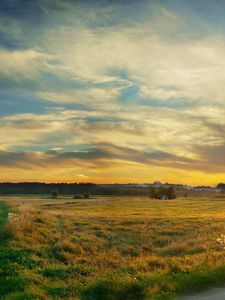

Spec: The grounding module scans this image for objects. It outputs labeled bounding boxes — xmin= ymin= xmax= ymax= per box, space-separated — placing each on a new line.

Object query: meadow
xmin=1 ymin=195 xmax=225 ymax=299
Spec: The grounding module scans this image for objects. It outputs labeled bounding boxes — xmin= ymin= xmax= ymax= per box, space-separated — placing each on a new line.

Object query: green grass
xmin=2 ymin=196 xmax=225 ymax=299
xmin=0 ymin=203 xmax=27 ymax=298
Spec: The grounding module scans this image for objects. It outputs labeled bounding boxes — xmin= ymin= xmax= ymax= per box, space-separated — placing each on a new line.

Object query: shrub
xmin=149 ymin=186 xmax=176 ymax=199
xmin=73 ymin=194 xmax=83 ymax=199
xmin=83 ymin=193 xmax=90 ymax=199
xmin=51 ymin=190 xmax=58 ymax=198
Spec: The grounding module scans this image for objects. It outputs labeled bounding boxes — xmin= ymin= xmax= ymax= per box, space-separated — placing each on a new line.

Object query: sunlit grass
xmin=1 ymin=195 xmax=225 ymax=299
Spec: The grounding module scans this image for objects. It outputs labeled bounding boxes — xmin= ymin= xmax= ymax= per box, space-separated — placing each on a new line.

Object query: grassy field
xmin=1 ymin=195 xmax=225 ymax=299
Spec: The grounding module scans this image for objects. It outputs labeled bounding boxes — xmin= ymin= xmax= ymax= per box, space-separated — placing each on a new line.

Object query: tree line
xmin=0 ymin=182 xmax=176 ymax=198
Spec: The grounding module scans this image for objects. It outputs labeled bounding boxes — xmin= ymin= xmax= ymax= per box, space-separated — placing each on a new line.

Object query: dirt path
xmin=180 ymin=287 xmax=225 ymax=299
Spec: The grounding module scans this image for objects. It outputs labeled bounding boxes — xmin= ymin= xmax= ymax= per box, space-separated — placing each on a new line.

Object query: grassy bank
xmin=1 ymin=196 xmax=225 ymax=299
xmin=0 ymin=202 xmax=30 ymax=299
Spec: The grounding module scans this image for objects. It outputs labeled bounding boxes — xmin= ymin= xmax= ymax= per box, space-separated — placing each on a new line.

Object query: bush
xmin=51 ymin=190 xmax=58 ymax=198
xmin=149 ymin=186 xmax=176 ymax=199
xmin=73 ymin=194 xmax=83 ymax=199
xmin=83 ymin=193 xmax=90 ymax=199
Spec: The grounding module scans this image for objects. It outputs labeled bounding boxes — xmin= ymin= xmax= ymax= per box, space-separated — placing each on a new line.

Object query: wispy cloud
xmin=1 ymin=0 xmax=225 ymax=184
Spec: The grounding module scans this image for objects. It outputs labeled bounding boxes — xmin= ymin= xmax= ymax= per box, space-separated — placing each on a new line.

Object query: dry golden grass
xmin=2 ymin=195 xmax=225 ymax=299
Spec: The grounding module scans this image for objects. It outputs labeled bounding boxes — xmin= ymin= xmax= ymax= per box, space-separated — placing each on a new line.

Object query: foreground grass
xmin=1 ymin=196 xmax=225 ymax=299
xmin=0 ymin=202 xmax=32 ymax=299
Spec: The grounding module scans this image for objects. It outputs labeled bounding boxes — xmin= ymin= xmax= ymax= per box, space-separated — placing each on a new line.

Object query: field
xmin=1 ymin=195 xmax=225 ymax=299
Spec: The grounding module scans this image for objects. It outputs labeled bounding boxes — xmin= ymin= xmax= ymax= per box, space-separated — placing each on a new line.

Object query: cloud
xmin=2 ymin=140 xmax=225 ymax=177
xmin=2 ymin=1 xmax=225 ymax=107
xmin=37 ymin=87 xmax=123 ymax=111
xmin=32 ymin=17 xmax=225 ymax=106
xmin=0 ymin=49 xmax=51 ymax=82
xmin=77 ymin=174 xmax=89 ymax=179
xmin=1 ymin=1 xmax=225 ymax=184
xmin=0 ymin=104 xmax=224 ymax=165
xmin=0 ymin=150 xmax=46 ymax=169
xmin=0 ymin=144 xmax=190 ymax=170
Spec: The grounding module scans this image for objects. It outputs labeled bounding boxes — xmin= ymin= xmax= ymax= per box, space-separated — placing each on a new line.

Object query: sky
xmin=1 ymin=0 xmax=225 ymax=185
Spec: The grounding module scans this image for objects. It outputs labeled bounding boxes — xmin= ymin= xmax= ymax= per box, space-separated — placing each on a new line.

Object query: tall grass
xmin=2 ymin=196 xmax=225 ymax=299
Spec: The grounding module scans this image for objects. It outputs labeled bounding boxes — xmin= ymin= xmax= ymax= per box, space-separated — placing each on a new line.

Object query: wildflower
xmin=216 ymin=235 xmax=225 ymax=249
xmin=8 ymin=212 xmax=20 ymax=224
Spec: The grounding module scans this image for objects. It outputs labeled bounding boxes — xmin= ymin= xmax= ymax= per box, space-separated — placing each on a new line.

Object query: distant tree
xmin=149 ymin=187 xmax=157 ymax=199
xmin=157 ymin=186 xmax=166 ymax=199
xmin=51 ymin=190 xmax=58 ymax=198
xmin=217 ymin=183 xmax=225 ymax=190
xmin=167 ymin=186 xmax=176 ymax=199
xmin=73 ymin=194 xmax=83 ymax=199
xmin=83 ymin=193 xmax=90 ymax=199
xmin=149 ymin=186 xmax=176 ymax=200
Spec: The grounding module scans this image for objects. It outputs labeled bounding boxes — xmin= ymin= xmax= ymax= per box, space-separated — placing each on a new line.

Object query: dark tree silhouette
xmin=51 ymin=190 xmax=58 ymax=198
